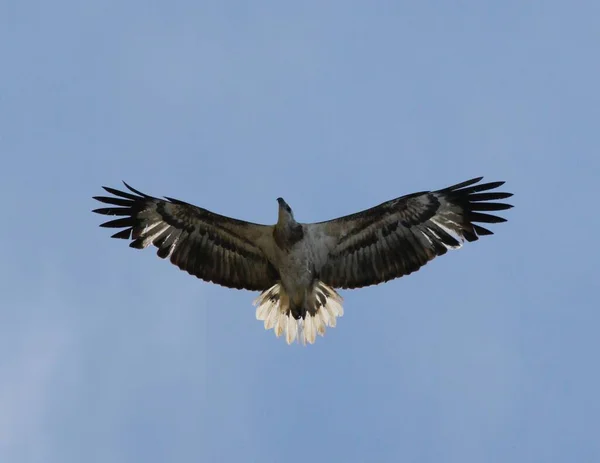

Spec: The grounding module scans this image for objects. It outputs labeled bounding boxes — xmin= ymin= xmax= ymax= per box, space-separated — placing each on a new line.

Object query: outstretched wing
xmin=314 ymin=177 xmax=513 ymax=289
xmin=93 ymin=183 xmax=278 ymax=291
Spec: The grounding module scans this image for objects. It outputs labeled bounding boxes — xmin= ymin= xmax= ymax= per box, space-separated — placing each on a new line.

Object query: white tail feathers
xmin=253 ymin=281 xmax=344 ymax=345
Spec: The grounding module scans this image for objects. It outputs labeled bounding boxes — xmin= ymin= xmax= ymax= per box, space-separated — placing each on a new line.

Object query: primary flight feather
xmin=93 ymin=177 xmax=513 ymax=345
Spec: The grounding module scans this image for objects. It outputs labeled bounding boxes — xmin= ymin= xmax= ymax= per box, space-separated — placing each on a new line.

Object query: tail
xmin=253 ymin=281 xmax=344 ymax=345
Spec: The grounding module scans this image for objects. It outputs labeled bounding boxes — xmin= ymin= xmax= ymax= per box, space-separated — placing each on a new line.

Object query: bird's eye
xmin=286 ymin=206 xmax=292 ymax=213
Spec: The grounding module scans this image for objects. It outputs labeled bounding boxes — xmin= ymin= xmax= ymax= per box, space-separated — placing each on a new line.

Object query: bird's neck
xmin=274 ymin=220 xmax=304 ymax=250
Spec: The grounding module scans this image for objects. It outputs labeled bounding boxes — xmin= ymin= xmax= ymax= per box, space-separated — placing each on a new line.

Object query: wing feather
xmin=314 ymin=177 xmax=513 ymax=289
xmin=93 ymin=183 xmax=278 ymax=291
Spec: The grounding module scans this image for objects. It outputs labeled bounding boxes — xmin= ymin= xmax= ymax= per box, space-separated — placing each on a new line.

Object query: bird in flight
xmin=93 ymin=177 xmax=512 ymax=345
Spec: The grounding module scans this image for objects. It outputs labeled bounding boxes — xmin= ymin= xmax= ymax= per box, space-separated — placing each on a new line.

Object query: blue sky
xmin=2 ymin=1 xmax=599 ymax=462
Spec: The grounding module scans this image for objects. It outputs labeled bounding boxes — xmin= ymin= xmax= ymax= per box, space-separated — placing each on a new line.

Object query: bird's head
xmin=277 ymin=197 xmax=296 ymax=225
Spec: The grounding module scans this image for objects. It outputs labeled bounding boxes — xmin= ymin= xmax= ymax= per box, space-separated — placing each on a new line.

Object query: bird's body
xmin=269 ymin=238 xmax=314 ymax=308
xmin=93 ymin=177 xmax=513 ymax=345
xmin=268 ymin=207 xmax=329 ymax=313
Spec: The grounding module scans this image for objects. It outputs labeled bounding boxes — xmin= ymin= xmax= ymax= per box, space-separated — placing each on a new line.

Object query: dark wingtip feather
xmin=485 ymin=180 xmax=504 ymax=187
xmin=477 ymin=180 xmax=505 ymax=190
xmin=100 ymin=217 xmax=135 ymax=228
xmin=111 ymin=229 xmax=132 ymax=239
xmin=469 ymin=192 xmax=514 ymax=201
xmin=456 ymin=181 xmax=507 ymax=195
xmin=473 ymin=224 xmax=494 ymax=236
xmin=122 ymin=181 xmax=149 ymax=198
xmin=129 ymin=239 xmax=145 ymax=249
xmin=93 ymin=196 xmax=133 ymax=207
xmin=441 ymin=176 xmax=484 ymax=192
xmin=469 ymin=212 xmax=507 ymax=224
xmin=470 ymin=202 xmax=514 ymax=212
xmin=101 ymin=186 xmax=139 ymax=200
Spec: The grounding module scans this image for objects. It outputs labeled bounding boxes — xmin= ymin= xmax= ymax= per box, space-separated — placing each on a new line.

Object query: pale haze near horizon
xmin=1 ymin=2 xmax=599 ymax=462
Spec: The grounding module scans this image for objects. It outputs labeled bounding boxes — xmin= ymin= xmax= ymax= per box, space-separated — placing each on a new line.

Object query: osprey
xmin=93 ymin=177 xmax=512 ymax=345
